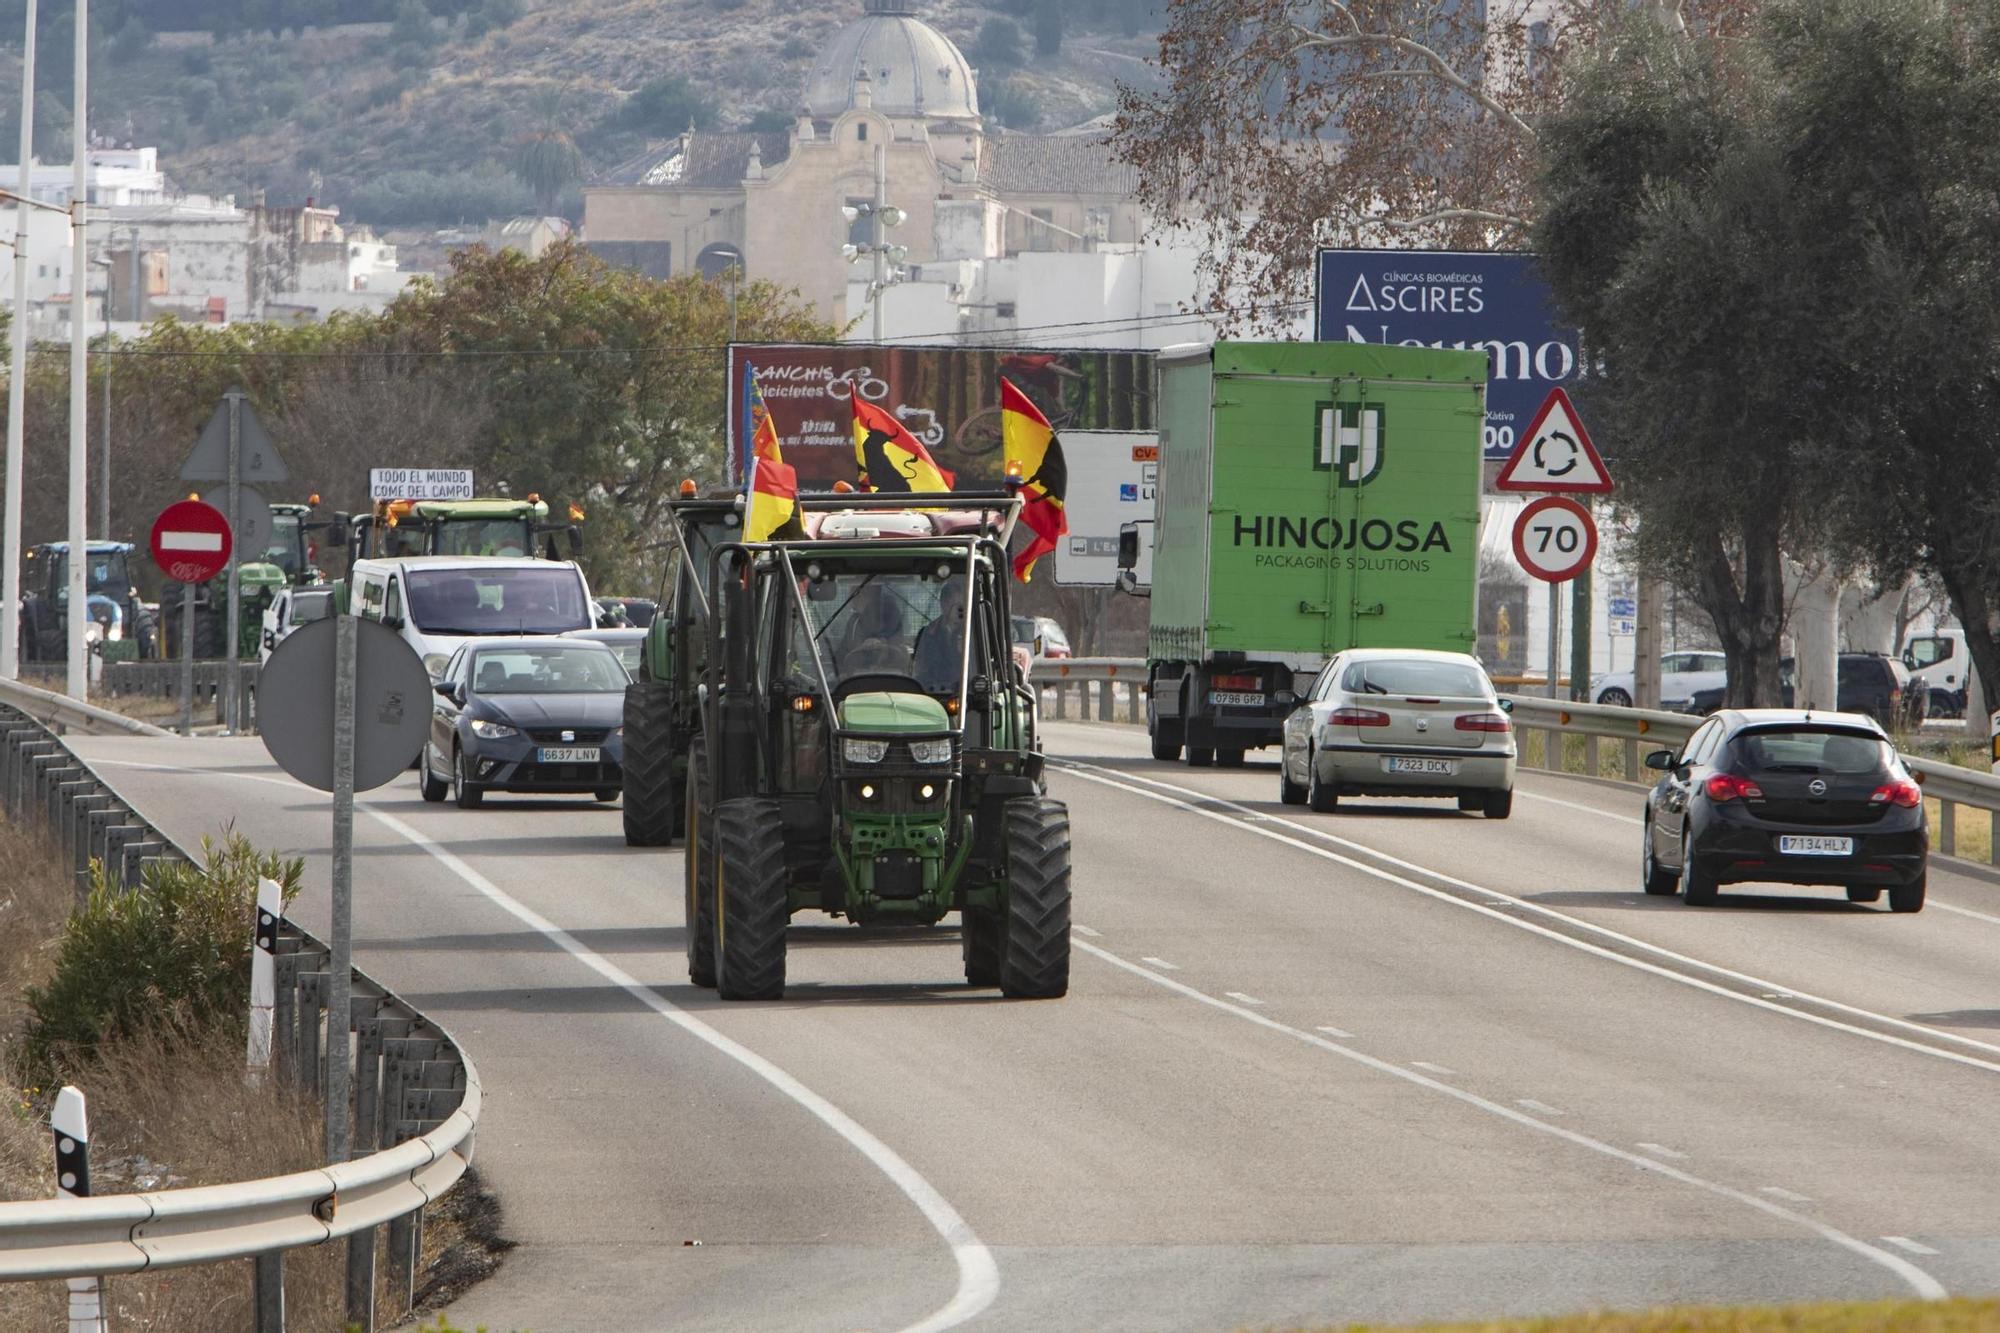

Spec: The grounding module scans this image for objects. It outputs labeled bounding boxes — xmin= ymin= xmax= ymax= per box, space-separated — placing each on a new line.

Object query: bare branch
xmin=1376 ymin=208 xmax=1530 ymax=232
xmin=1289 ymin=23 xmax=1540 ymax=141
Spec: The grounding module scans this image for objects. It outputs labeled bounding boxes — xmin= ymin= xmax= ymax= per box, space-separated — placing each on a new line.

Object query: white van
xmin=350 ymin=556 xmax=595 ymax=678
xmin=1903 ymin=626 xmax=1970 ymax=718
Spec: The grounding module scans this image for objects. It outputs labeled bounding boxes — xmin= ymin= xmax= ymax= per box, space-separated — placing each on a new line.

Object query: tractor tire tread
xmin=622 ymin=681 xmax=679 ymax=847
xmin=715 ymin=796 xmax=789 ymax=1000
xmin=1000 ymin=796 xmax=1071 ymax=999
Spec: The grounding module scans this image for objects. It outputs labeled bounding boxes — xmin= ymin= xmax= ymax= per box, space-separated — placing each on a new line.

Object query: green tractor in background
xmin=347 ymin=496 xmax=582 ymax=567
xmin=679 ymin=494 xmax=1070 ymax=1001
xmin=160 ymin=497 xmax=344 ymax=659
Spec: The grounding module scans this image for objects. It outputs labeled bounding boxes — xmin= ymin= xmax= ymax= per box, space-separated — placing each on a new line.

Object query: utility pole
xmin=3 ymin=0 xmax=38 ymax=680
xmin=92 ymin=254 xmax=108 ymax=539
xmin=65 ymin=0 xmax=89 ymax=700
xmin=871 ymin=142 xmax=887 ymax=344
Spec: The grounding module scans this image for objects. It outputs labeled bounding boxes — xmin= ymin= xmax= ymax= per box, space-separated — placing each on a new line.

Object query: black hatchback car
xmin=1641 ymin=709 xmax=1927 ymax=911
xmin=421 ymin=637 xmax=630 ymax=808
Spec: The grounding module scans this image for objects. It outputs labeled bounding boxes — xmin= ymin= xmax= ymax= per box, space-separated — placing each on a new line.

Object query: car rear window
xmin=1341 ymin=659 xmax=1489 ymax=697
xmin=1733 ymin=728 xmax=1891 ymax=775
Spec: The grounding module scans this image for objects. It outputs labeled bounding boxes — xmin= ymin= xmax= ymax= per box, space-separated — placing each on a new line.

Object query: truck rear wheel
xmin=684 ymin=741 xmax=716 ymax=987
xmin=1186 ymin=746 xmax=1215 ymax=767
xmin=1000 ymin=797 xmax=1071 ymax=999
xmin=714 ymin=796 xmax=789 ymax=1000
xmin=1217 ymin=749 xmax=1246 ymax=768
xmin=621 ymin=681 xmax=679 ymax=847
xmin=1149 ymin=716 xmax=1183 ymax=762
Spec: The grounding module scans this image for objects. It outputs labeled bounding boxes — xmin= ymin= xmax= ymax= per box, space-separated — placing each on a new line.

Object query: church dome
xmin=802 ymin=0 xmax=979 ymax=122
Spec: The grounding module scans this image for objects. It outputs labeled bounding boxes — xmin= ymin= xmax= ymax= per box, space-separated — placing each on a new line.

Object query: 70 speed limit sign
xmin=1510 ymin=495 xmax=1598 ymax=583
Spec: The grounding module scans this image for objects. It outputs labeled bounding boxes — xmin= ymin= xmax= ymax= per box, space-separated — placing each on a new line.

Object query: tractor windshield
xmin=434 ymin=517 xmax=535 ymax=558
xmin=263 ymin=513 xmax=306 ymax=580
xmin=790 ymin=564 xmax=976 ymax=696
xmin=51 ymin=550 xmax=133 ymax=601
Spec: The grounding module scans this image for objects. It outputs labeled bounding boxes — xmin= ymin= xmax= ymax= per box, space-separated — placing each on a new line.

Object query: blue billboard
xmin=1314 ymin=249 xmax=1581 ymax=460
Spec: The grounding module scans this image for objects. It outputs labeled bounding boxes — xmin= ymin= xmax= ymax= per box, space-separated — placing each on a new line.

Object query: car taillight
xmin=1212 ymin=673 xmax=1260 ymax=691
xmin=1870 ymin=779 xmax=1922 ymax=808
xmin=1705 ymin=773 xmax=1764 ymax=802
xmin=1328 ymin=707 xmax=1391 ymax=727
xmin=1455 ymin=713 xmax=1511 ymax=733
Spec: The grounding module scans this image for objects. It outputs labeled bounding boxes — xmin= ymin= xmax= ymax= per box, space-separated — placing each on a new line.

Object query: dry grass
xmin=1299 ymin=1297 xmax=2000 ymax=1332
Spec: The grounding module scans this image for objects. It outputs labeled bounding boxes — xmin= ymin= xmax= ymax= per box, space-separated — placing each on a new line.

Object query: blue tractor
xmin=20 ymin=541 xmax=160 ymax=662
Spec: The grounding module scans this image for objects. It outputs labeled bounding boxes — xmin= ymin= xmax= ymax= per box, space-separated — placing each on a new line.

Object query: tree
xmin=973 ymin=17 xmax=1026 ymax=71
xmin=1034 ymin=0 xmax=1063 ymax=57
xmin=514 ymin=89 xmax=584 ymax=216
xmin=1111 ymin=1 xmax=1756 ymax=328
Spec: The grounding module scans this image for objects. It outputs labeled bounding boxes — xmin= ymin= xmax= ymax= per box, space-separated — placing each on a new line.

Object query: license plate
xmin=1778 ymin=835 xmax=1852 ymax=856
xmin=1383 ymin=756 xmax=1457 ymax=776
xmin=537 ymin=747 xmax=601 ymax=764
xmin=1209 ymin=691 xmax=1265 ymax=707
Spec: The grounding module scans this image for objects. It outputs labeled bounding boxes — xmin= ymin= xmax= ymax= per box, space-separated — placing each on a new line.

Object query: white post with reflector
xmin=247 ymin=876 xmax=281 ymax=1084
xmin=52 ymin=1086 xmax=108 ymax=1333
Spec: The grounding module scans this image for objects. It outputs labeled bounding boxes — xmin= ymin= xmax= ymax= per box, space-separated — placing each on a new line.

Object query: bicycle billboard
xmin=725 ymin=343 xmax=1157 ymax=491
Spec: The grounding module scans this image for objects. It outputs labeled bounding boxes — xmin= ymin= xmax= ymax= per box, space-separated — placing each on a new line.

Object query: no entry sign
xmin=1510 ymin=495 xmax=1598 ymax=583
xmin=150 ymin=499 xmax=233 ymax=583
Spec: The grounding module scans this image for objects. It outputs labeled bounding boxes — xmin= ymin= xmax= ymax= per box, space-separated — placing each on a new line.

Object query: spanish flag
xmin=853 ymin=398 xmax=955 ymax=494
xmin=744 ymin=367 xmax=805 ymax=542
xmin=1000 ymin=377 xmax=1068 ymax=581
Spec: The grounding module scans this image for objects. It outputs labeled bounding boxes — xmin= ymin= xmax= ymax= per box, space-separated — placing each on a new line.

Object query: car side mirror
xmin=1496 ymin=698 xmax=1514 ymax=714
xmin=326 ymin=519 xmax=350 ymax=548
xmin=1644 ymin=748 xmax=1677 ymax=771
xmin=381 ymin=613 xmax=405 ymax=630
xmin=433 ymin=681 xmax=455 ymax=698
xmin=1116 ymin=526 xmax=1138 ymax=571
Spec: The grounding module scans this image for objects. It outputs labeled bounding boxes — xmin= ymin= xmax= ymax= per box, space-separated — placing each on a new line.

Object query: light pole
xmin=65 ymin=0 xmax=89 ymax=700
xmin=89 ymin=255 xmax=108 ymax=540
xmin=3 ymin=0 xmax=39 ymax=680
xmin=839 ymin=143 xmax=906 ymax=343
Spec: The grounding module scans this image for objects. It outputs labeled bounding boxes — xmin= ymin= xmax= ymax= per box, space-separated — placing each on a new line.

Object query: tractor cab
xmin=20 ymin=541 xmax=158 ymax=662
xmin=349 ymin=496 xmax=583 ymax=568
xmin=265 ymin=499 xmax=347 ymax=586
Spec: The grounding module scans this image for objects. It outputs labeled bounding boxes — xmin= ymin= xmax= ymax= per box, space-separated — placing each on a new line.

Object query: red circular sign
xmin=150 ymin=499 xmax=234 ymax=584
xmin=1510 ymin=495 xmax=1598 ymax=583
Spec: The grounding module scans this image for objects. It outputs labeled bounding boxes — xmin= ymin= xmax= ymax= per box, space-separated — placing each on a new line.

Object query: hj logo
xmin=1314 ymin=403 xmax=1385 ymax=486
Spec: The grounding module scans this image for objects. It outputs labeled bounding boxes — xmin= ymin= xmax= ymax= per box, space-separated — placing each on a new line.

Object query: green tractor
xmin=348 ymin=496 xmax=582 ymax=568
xmin=159 ymin=498 xmax=344 ymax=659
xmin=679 ymin=494 xmax=1071 ymax=1001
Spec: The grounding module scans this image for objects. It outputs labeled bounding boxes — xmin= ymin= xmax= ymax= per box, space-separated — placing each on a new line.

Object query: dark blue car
xmin=421 ymin=637 xmax=630 ymax=808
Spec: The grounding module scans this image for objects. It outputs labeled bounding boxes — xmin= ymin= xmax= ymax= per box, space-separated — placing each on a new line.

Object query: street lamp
xmin=839 ymin=145 xmax=906 ymax=343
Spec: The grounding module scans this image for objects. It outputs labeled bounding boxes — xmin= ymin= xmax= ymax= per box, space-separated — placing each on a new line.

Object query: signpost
xmin=369 ymin=468 xmax=474 ymax=501
xmin=1498 ymin=387 xmax=1613 ymax=698
xmin=1054 ymin=432 xmax=1157 ymax=586
xmin=150 ymin=499 xmax=232 ymax=735
xmin=181 ymin=390 xmax=288 ymax=732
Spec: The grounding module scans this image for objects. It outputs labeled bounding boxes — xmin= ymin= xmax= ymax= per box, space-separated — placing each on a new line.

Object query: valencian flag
xmin=743 ymin=367 xmax=805 ymax=541
xmin=852 ymin=398 xmax=955 ymax=494
xmin=1000 ymin=377 xmax=1068 ymax=581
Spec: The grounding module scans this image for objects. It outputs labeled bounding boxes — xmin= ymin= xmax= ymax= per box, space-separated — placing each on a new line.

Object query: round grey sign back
xmin=259 ymin=616 xmax=431 ymax=792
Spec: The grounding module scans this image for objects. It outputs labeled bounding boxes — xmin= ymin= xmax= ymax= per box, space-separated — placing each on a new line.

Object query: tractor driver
xmin=913 ymin=577 xmax=976 ymax=693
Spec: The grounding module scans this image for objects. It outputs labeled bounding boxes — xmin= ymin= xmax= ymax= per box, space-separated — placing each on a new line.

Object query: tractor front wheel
xmin=962 ymin=908 xmax=1003 ymax=987
xmin=622 ymin=681 xmax=679 ymax=847
xmin=714 ymin=797 xmax=789 ymax=1000
xmin=1000 ymin=796 xmax=1071 ymax=999
xmin=684 ymin=741 xmax=716 ymax=988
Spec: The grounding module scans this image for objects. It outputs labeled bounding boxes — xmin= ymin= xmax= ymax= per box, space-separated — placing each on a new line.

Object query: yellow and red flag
xmin=1000 ymin=377 xmax=1068 ymax=581
xmin=853 ymin=398 xmax=955 ymax=494
xmin=743 ymin=367 xmax=804 ymax=541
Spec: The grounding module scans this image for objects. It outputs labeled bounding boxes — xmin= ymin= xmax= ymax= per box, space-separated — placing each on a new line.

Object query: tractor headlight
xmin=471 ymin=719 xmax=518 ymax=739
xmin=908 ymin=739 xmax=952 ymax=764
xmin=842 ymin=738 xmax=888 ymax=764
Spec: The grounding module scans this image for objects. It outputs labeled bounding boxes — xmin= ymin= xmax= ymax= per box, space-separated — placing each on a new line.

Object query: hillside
xmin=0 ymin=0 xmax=1165 ymax=230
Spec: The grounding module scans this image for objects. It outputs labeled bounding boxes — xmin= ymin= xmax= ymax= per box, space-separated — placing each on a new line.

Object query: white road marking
xmin=1761 ymin=1186 xmax=1814 ymax=1204
xmin=1139 ymin=956 xmax=1179 ymax=970
xmin=1223 ymin=991 xmax=1265 ymax=1006
xmin=1637 ymin=1143 xmax=1687 ymax=1160
xmin=1071 ymin=937 xmax=1946 ymax=1301
xmin=90 ymin=757 xmax=997 ymax=1333
xmin=1933 ymin=901 xmax=2000 ymax=928
xmin=1515 ymin=1099 xmax=1565 ymax=1116
xmin=1883 ymin=1236 xmax=1941 ymax=1256
xmin=1410 ymin=1061 xmax=1456 ymax=1076
xmin=1072 ymin=924 xmax=1102 ymax=938
xmin=1053 ymin=760 xmax=2000 ymax=1075
xmin=1315 ymin=1025 xmax=1355 ymax=1039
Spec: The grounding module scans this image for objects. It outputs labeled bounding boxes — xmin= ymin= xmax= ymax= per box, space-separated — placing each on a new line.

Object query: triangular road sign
xmin=180 ymin=392 xmax=290 ymax=484
xmin=1494 ymin=387 xmax=1611 ymax=494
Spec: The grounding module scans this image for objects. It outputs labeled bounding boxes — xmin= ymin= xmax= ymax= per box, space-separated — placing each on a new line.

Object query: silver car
xmin=1279 ymin=649 xmax=1517 ymax=817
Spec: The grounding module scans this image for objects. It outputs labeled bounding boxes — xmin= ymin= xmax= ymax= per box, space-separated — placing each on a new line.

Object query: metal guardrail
xmin=1031 ymin=657 xmax=1147 ymax=724
xmin=0 ymin=709 xmax=478 ymax=1328
xmin=101 ymin=660 xmax=261 ymax=734
xmin=0 ymin=676 xmax=175 ymax=739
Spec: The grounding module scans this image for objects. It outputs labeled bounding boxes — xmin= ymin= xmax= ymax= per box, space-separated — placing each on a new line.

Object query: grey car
xmin=1279 ymin=649 xmax=1517 ymax=817
xmin=421 ymin=637 xmax=630 ymax=808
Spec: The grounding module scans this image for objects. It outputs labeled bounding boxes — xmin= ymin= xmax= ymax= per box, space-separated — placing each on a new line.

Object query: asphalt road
xmin=68 ymin=720 xmax=2000 ymax=1332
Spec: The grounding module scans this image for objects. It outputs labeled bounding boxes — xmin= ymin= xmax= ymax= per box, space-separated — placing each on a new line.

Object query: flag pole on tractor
xmin=742 ymin=366 xmax=804 ymax=542
xmin=1000 ymin=377 xmax=1068 ymax=582
xmin=852 ymin=398 xmax=953 ymax=494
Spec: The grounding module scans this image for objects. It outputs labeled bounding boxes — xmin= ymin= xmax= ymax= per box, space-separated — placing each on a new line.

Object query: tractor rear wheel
xmin=192 ymin=608 xmax=223 ymax=660
xmin=684 ymin=740 xmax=716 ymax=988
xmin=1000 ymin=796 xmax=1071 ymax=999
xmin=714 ymin=797 xmax=789 ymax=1000
xmin=622 ymin=681 xmax=679 ymax=847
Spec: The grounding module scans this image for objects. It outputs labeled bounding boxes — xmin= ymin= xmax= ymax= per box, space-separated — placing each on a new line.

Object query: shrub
xmin=972 ymin=17 xmax=1025 ymax=70
xmin=15 ymin=834 xmax=302 ymax=1088
xmin=986 ymin=76 xmax=1040 ymax=129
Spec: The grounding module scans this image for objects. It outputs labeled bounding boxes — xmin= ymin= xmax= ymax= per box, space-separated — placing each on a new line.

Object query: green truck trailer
xmin=1133 ymin=341 xmax=1487 ymax=765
